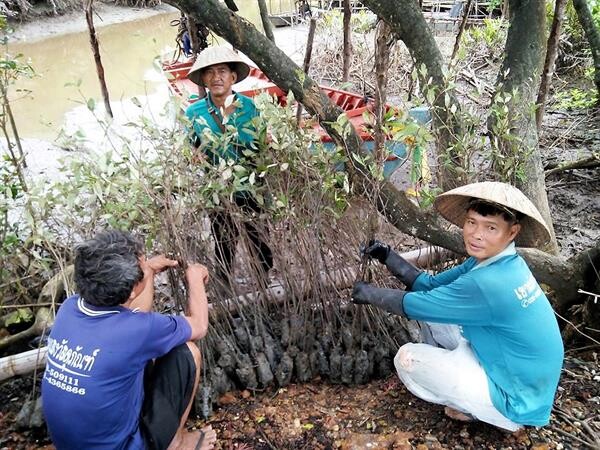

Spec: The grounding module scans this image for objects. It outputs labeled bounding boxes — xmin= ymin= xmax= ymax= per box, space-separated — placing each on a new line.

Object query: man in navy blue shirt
xmin=352 ymin=182 xmax=563 ymax=431
xmin=42 ymin=230 xmax=217 ymax=449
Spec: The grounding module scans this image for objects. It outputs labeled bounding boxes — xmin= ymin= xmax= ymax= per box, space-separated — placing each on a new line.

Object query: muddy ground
xmin=542 ymin=110 xmax=600 ymax=259
xmin=1 ymin=351 xmax=599 ymax=449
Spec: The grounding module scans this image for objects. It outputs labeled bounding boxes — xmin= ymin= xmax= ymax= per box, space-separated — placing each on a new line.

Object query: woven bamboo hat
xmin=433 ymin=181 xmax=551 ymax=248
xmin=187 ymin=46 xmax=250 ymax=86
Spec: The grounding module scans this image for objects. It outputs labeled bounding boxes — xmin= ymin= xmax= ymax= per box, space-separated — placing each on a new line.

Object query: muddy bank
xmin=7 ymin=3 xmax=178 ymax=43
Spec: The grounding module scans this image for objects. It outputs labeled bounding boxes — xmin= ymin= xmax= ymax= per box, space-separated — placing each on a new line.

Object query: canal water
xmin=7 ymin=0 xmax=296 ymax=140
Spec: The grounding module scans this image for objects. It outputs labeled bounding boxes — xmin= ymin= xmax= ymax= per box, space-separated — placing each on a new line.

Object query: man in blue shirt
xmin=42 ymin=230 xmax=217 ymax=449
xmin=352 ymin=181 xmax=564 ymax=431
xmin=185 ymin=46 xmax=273 ymax=292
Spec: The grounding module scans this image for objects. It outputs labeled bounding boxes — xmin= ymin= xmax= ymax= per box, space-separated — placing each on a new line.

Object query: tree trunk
xmin=536 ymin=0 xmax=567 ymax=131
xmin=296 ymin=18 xmax=318 ymax=123
xmin=257 ymin=0 xmax=275 ymax=43
xmin=374 ymin=20 xmax=391 ymax=157
xmin=361 ymin=0 xmax=466 ymax=190
xmin=0 ymin=85 xmax=28 ymax=191
xmin=342 ymin=0 xmax=352 ymax=82
xmin=0 ymin=308 xmax=52 ymax=351
xmin=451 ymin=0 xmax=473 ymax=61
xmin=489 ymin=0 xmax=557 ymax=254
xmin=502 ymin=0 xmax=510 ymax=19
xmin=572 ymin=0 xmax=600 ymax=104
xmin=84 ymin=0 xmax=113 ymax=119
xmin=186 ymin=16 xmax=201 ymax=55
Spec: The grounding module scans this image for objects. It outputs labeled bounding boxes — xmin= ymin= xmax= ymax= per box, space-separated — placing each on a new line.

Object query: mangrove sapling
xmin=353 ymin=349 xmax=370 ymax=384
xmin=275 ymin=352 xmax=294 ymax=386
xmin=294 ymin=350 xmax=312 ymax=383
xmin=233 ymin=317 xmax=252 ymax=354
xmin=200 ymin=384 xmax=213 ymax=419
xmin=235 ymin=353 xmax=258 ymax=390
xmin=316 ymin=342 xmax=330 ymax=377
xmin=328 ymin=345 xmax=342 ymax=384
xmin=341 ymin=326 xmax=354 ymax=352
xmin=210 ymin=366 xmax=234 ymax=398
xmin=255 ymin=352 xmax=274 ymax=387
xmin=374 ymin=345 xmax=394 ymax=379
xmin=2 ymin=78 xmax=452 ymax=415
xmin=262 ymin=329 xmax=282 ymax=368
xmin=340 ymin=352 xmax=354 ymax=385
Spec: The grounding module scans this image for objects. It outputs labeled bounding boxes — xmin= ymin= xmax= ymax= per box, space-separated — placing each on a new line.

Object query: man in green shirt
xmin=185 ymin=46 xmax=273 ymax=292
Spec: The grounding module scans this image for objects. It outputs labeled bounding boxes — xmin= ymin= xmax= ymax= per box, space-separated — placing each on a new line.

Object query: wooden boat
xmin=161 ymin=59 xmax=430 ymax=178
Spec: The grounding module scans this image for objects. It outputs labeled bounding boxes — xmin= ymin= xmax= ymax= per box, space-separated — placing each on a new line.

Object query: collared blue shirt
xmin=403 ymin=244 xmax=564 ymax=426
xmin=41 ymin=295 xmax=191 ymax=449
xmin=185 ymin=92 xmax=258 ymax=164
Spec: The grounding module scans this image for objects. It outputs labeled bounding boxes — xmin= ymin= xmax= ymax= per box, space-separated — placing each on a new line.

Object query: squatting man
xmin=42 ymin=230 xmax=217 ymax=450
xmin=352 ymin=181 xmax=564 ymax=431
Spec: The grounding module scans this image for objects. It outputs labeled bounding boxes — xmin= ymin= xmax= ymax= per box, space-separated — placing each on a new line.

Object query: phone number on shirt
xmin=44 ymin=367 xmax=86 ymax=395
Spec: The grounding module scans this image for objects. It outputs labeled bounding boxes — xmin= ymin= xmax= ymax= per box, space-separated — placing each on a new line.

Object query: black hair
xmin=74 ymin=230 xmax=144 ymax=306
xmin=466 ymin=199 xmax=524 ymax=224
xmin=202 ymin=63 xmax=237 ymax=75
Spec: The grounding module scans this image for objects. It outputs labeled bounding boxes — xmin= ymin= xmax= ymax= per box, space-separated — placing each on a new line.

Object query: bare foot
xmin=444 ymin=406 xmax=475 ymax=422
xmin=180 ymin=425 xmax=217 ymax=450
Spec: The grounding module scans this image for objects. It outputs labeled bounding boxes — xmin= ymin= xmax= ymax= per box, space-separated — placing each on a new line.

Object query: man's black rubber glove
xmin=363 ymin=240 xmax=423 ymax=290
xmin=351 ymin=281 xmax=407 ymax=317
xmin=363 ymin=240 xmax=390 ymax=264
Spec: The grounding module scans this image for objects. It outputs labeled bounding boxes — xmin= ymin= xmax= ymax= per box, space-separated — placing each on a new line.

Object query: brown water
xmin=7 ymin=1 xmax=294 ymax=140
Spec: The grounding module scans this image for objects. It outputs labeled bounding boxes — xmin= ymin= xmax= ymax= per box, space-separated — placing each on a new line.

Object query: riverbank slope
xmin=7 ymin=2 xmax=178 ymax=43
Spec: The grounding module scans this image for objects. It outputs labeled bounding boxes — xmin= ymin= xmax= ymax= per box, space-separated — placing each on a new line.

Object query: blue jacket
xmin=403 ymin=243 xmax=564 ymax=426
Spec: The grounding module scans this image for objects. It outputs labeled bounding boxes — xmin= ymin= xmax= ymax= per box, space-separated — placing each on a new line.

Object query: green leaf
xmin=4 ymin=308 xmax=33 ymax=326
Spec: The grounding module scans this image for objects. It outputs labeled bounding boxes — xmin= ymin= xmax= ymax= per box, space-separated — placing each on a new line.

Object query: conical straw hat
xmin=433 ymin=181 xmax=551 ymax=248
xmin=187 ymin=46 xmax=250 ymax=87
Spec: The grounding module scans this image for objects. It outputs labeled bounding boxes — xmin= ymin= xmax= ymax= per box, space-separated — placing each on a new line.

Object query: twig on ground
xmin=554 ymin=407 xmax=600 ymax=448
xmin=565 ymin=344 xmax=600 ymax=353
xmin=555 ymin=310 xmax=600 ymax=346
xmin=257 ymin=425 xmax=279 ymax=450
xmin=550 ymin=425 xmax=598 ymax=448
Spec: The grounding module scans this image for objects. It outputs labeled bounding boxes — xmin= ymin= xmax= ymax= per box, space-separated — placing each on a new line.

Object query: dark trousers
xmin=209 ymin=193 xmax=273 ymax=282
xmin=140 ymin=345 xmax=195 ymax=450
